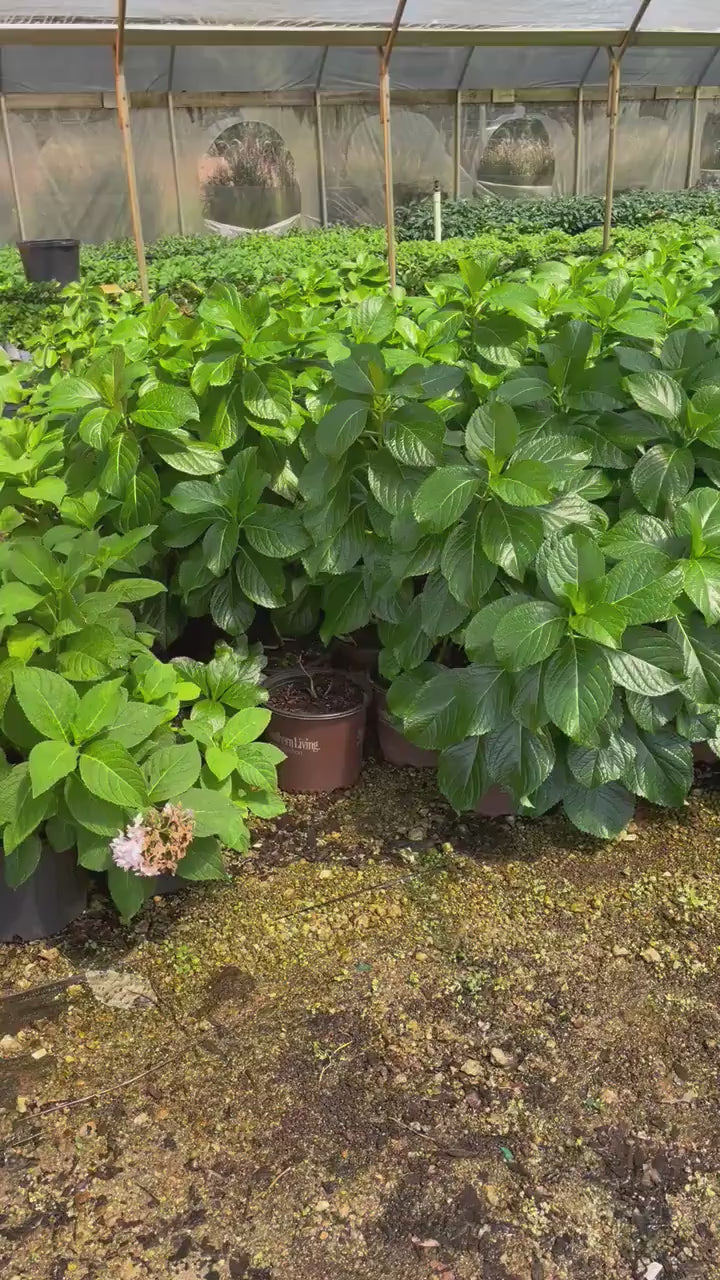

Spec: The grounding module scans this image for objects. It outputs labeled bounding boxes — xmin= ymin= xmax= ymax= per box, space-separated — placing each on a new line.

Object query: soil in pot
xmin=266 ymin=668 xmax=368 ymax=793
xmin=0 ymin=847 xmax=88 ymax=943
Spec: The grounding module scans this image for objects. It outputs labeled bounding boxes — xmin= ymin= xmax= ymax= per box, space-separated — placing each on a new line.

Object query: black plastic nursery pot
xmin=18 ymin=238 xmax=80 ymax=286
xmin=0 ymin=846 xmax=87 ymax=943
xmin=265 ymin=667 xmax=369 ymax=793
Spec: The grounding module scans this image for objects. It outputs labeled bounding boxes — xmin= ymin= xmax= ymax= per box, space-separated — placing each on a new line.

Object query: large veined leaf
xmin=601 ymin=512 xmax=674 ymax=560
xmin=682 ymin=557 xmax=720 ymax=624
xmin=484 ymin=722 xmax=554 ymax=799
xmin=599 ymin=552 xmax=683 ymax=625
xmin=320 ymin=570 xmax=370 ymax=644
xmin=510 ymin=666 xmax=549 ymax=732
xmin=535 ymin=529 xmax=604 ymax=604
xmin=332 ymin=344 xmax=387 ymax=395
xmin=493 ymin=600 xmax=567 ymax=670
xmin=567 ymin=734 xmax=631 ymax=788
xmin=100 ymin=433 xmax=140 ymax=498
xmin=176 ymin=836 xmax=226 ymax=882
xmin=543 ymin=637 xmax=613 ymax=740
xmin=512 ymin=432 xmax=591 ymax=483
xmin=14 ymin=667 xmax=79 ymax=742
xmin=464 ymin=594 xmax=532 ymax=659
xmin=244 ymin=505 xmax=309 ymax=558
xmin=384 ymin=403 xmax=445 ymax=469
xmin=1 ymin=772 xmax=53 ymax=854
xmin=674 ymin=487 xmax=720 ymax=556
xmin=148 ymin=436 xmax=224 ymax=476
xmin=242 ymin=366 xmax=292 ymax=425
xmin=465 ymin=401 xmax=518 ymax=463
xmin=625 ymin=370 xmax=684 ymax=420
xmin=626 ymin=690 xmax=682 ymax=732
xmin=80 ymin=740 xmax=148 ymax=810
xmin=28 ymin=740 xmax=77 ymax=798
xmin=563 ymin=781 xmax=635 ymax=838
xmin=419 ymin=573 xmax=469 ymax=639
xmin=107 ymin=867 xmax=147 ymax=920
xmin=73 ymin=678 xmax=125 ymax=744
xmin=367 ymin=452 xmax=421 ymax=516
xmin=119 ymin=465 xmax=161 ymax=531
xmin=463 ymin=664 xmax=513 ymax=735
xmin=606 ymin=626 xmax=685 ymax=695
xmin=631 ymin=444 xmax=694 ymax=514
xmin=480 ymin=500 xmax=544 ymax=580
xmin=438 ymin=737 xmax=485 ymax=811
xmin=402 ymin=667 xmax=473 ymax=749
xmin=569 ymin=602 xmax=626 ymax=649
xmin=440 ymin=507 xmax=497 ymax=610
xmin=624 ymin=727 xmax=693 ymax=808
xmin=144 ymin=742 xmax=202 ymax=802
xmin=490 ymin=459 xmax=553 ymax=507
xmin=202 ymin=518 xmax=239 ymax=577
xmin=668 ymin=615 xmax=720 ymax=702
xmin=132 ymin=384 xmax=199 ymax=432
xmin=474 ymin=314 xmax=527 ymax=366
xmin=235 ymin=545 xmax=285 ymax=608
xmin=315 ymin=399 xmax=368 ymax=458
xmin=413 ymin=466 xmax=479 ymax=532
xmin=540 ymin=318 xmax=592 ymax=390
xmin=65 ymin=774 xmax=127 ymax=835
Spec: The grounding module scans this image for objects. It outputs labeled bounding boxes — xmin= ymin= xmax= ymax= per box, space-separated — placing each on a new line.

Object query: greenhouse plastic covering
xmin=0 ymin=0 xmax=719 ymax=244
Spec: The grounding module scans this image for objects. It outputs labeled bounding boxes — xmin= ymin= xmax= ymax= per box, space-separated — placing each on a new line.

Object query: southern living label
xmin=270 ymin=732 xmax=320 ymax=754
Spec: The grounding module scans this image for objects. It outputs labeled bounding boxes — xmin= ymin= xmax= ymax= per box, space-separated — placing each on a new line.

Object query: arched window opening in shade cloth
xmin=200 ymin=119 xmax=302 ymax=236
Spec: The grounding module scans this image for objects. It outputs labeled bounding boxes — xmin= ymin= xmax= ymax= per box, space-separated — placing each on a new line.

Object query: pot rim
xmin=265 ymin=666 xmax=371 ymax=723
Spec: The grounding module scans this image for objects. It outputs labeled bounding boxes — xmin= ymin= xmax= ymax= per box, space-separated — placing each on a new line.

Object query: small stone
xmin=645 ymin=1264 xmax=663 ymax=1280
xmin=30 ymin=1048 xmax=48 ymax=1060
xmin=0 ymin=1035 xmax=20 ymax=1054
xmin=484 ymin=1184 xmax=500 ymax=1206
xmin=318 ymin=869 xmax=332 ymax=880
xmin=39 ymin=947 xmax=60 ymax=962
xmin=490 ymin=1046 xmax=514 ymax=1068
xmin=641 ymin=947 xmax=663 ymax=964
xmin=460 ymin=1058 xmax=483 ymax=1077
xmin=16 ymin=1096 xmax=28 ymax=1114
xmin=617 ymin=831 xmax=638 ymax=842
xmin=612 ymin=945 xmax=630 ymax=957
xmin=132 ymin=1111 xmax=150 ymax=1127
xmin=407 ymin=826 xmax=426 ymax=841
xmin=415 ymin=952 xmax=428 ymax=962
xmin=315 ymin=1199 xmax=331 ymax=1213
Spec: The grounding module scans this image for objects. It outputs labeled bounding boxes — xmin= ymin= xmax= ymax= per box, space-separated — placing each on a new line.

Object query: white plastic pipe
xmin=433 ymin=180 xmax=442 ymax=242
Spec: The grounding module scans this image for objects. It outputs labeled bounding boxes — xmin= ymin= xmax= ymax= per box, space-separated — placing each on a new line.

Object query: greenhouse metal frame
xmin=1 ymin=3 xmax=720 ymax=295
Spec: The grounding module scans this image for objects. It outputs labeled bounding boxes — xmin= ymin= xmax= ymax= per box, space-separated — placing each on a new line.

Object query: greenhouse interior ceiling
xmin=1 ymin=1 xmax=720 ymax=244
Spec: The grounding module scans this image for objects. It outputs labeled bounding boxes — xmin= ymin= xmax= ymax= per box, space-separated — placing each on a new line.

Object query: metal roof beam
xmin=1 ymin=23 xmax=719 ymax=49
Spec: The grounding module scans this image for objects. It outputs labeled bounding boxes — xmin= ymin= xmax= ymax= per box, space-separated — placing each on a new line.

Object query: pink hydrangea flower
xmin=110 ymin=816 xmax=147 ymax=874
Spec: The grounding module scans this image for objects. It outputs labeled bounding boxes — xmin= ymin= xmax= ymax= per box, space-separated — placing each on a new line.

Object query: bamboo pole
xmin=379 ymin=52 xmax=396 ymax=287
xmin=314 ymin=90 xmax=328 ymax=228
xmin=602 ymin=52 xmax=620 ymax=252
xmin=453 ymin=90 xmax=462 ymax=199
xmin=167 ymin=47 xmax=186 ymax=234
xmin=115 ymin=0 xmax=150 ymax=302
xmin=0 ymin=93 xmax=25 ymax=241
xmin=573 ymin=87 xmax=584 ymax=194
xmin=378 ymin=0 xmax=408 ymax=289
xmin=602 ymin=0 xmax=652 ymax=251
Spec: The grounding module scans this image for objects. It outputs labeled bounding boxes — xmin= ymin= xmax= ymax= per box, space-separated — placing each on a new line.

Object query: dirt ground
xmin=1 ymin=763 xmax=720 ymax=1280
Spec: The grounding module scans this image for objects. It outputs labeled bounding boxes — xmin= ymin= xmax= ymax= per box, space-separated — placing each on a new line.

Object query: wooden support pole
xmin=573 ymin=87 xmax=584 ymax=194
xmin=0 ymin=93 xmax=25 ymax=241
xmin=115 ymin=0 xmax=150 ymax=302
xmin=686 ymin=86 xmax=701 ymax=188
xmin=453 ymin=90 xmax=462 ymax=199
xmin=379 ymin=0 xmax=407 ymax=290
xmin=314 ymin=90 xmax=328 ymax=227
xmin=167 ymin=48 xmax=186 ymax=234
xmin=379 ymin=52 xmax=396 ymax=287
xmin=602 ymin=52 xmax=621 ymax=252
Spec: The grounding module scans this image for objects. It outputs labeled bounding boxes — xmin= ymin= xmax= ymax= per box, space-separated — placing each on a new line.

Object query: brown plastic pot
xmin=375 ymin=690 xmax=438 ymax=768
xmin=331 ymin=627 xmax=380 ymax=678
xmin=693 ymin=742 xmax=717 ymax=764
xmin=476 ymin=786 xmax=516 ymax=818
xmin=265 ymin=668 xmax=369 ymax=793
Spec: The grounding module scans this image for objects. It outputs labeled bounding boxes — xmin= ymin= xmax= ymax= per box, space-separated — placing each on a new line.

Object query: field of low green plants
xmin=4 ymin=218 xmax=720 ymax=914
xmin=2 ymin=211 xmax=716 ymax=350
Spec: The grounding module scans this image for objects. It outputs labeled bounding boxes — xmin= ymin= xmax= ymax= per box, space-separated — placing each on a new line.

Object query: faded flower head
xmin=110 ymin=805 xmax=195 ymax=878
